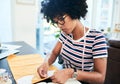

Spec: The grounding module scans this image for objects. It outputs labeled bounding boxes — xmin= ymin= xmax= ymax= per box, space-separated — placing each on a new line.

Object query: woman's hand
xmin=50 ymin=69 xmax=73 ymax=83
xmin=37 ymin=62 xmax=49 ymax=78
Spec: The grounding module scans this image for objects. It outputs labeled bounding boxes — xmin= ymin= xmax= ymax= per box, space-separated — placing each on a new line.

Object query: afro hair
xmin=41 ymin=0 xmax=88 ymax=23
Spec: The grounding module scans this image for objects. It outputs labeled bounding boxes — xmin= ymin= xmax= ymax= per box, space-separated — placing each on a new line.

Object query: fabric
xmin=7 ymin=54 xmax=57 ymax=83
xmin=108 ymin=40 xmax=120 ymax=48
xmin=58 ymin=29 xmax=108 ymax=71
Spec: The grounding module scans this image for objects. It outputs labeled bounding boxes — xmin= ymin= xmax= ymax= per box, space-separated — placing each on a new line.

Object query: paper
xmin=0 ymin=49 xmax=19 ymax=59
xmin=17 ymin=71 xmax=55 ymax=84
xmin=47 ymin=70 xmax=55 ymax=77
xmin=7 ymin=54 xmax=58 ymax=84
xmin=37 ymin=82 xmax=47 ymax=84
xmin=65 ymin=78 xmax=81 ymax=84
xmin=17 ymin=75 xmax=34 ymax=84
xmin=0 ymin=44 xmax=22 ymax=50
xmin=0 ymin=68 xmax=6 ymax=74
xmin=0 ymin=44 xmax=21 ymax=59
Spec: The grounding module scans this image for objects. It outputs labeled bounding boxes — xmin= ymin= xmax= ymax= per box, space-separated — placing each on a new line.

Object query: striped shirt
xmin=59 ymin=29 xmax=108 ymax=71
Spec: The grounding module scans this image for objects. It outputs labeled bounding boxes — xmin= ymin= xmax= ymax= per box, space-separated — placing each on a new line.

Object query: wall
xmin=12 ymin=0 xmax=37 ymax=48
xmin=109 ymin=0 xmax=120 ymax=40
xmin=112 ymin=0 xmax=120 ymax=29
xmin=0 ymin=0 xmax=12 ymax=42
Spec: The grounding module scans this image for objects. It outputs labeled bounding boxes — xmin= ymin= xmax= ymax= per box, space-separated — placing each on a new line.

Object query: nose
xmin=57 ymin=23 xmax=62 ymax=28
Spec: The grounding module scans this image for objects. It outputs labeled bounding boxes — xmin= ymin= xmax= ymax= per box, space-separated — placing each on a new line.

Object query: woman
xmin=37 ymin=0 xmax=108 ymax=84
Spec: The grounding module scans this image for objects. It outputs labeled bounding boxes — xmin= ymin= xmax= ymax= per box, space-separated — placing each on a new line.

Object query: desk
xmin=0 ymin=41 xmax=40 ymax=84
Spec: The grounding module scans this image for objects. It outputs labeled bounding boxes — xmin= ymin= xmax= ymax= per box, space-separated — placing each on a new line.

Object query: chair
xmin=104 ymin=40 xmax=120 ymax=84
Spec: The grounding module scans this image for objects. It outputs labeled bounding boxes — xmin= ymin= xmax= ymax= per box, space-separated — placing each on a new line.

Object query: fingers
xmin=50 ymin=70 xmax=68 ymax=84
xmin=50 ymin=75 xmax=54 ymax=80
xmin=51 ymin=76 xmax=62 ymax=84
xmin=37 ymin=67 xmax=47 ymax=78
xmin=50 ymin=71 xmax=60 ymax=83
xmin=50 ymin=76 xmax=57 ymax=83
xmin=40 ymin=69 xmax=47 ymax=77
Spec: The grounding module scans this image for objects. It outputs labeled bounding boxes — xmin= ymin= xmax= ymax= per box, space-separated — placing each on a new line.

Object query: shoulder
xmin=89 ymin=29 xmax=103 ymax=35
xmin=88 ymin=29 xmax=105 ymax=39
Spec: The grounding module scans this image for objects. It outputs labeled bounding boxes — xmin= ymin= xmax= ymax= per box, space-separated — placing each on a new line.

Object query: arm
xmin=76 ymin=31 xmax=107 ymax=84
xmin=47 ymin=41 xmax=62 ymax=66
xmin=51 ymin=57 xmax=107 ymax=84
xmin=37 ymin=41 xmax=62 ymax=78
xmin=50 ymin=31 xmax=107 ymax=83
xmin=76 ymin=57 xmax=107 ymax=84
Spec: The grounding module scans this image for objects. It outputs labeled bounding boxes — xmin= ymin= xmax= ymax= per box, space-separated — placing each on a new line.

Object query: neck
xmin=72 ymin=20 xmax=85 ymax=40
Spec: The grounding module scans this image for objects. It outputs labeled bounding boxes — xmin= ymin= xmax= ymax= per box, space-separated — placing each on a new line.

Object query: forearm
xmin=63 ymin=68 xmax=105 ymax=84
xmin=77 ymin=70 xmax=105 ymax=84
xmin=48 ymin=52 xmax=58 ymax=66
xmin=47 ymin=41 xmax=62 ymax=66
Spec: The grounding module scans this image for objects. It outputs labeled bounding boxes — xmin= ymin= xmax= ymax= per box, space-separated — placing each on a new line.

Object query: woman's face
xmin=53 ymin=15 xmax=77 ymax=34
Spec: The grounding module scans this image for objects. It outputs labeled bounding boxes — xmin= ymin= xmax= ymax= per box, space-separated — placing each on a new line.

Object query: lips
xmin=62 ymin=29 xmax=67 ymax=33
xmin=62 ymin=29 xmax=65 ymax=31
xmin=61 ymin=28 xmax=66 ymax=31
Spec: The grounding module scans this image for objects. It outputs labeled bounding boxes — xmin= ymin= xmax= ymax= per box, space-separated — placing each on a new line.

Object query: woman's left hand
xmin=50 ymin=69 xmax=73 ymax=83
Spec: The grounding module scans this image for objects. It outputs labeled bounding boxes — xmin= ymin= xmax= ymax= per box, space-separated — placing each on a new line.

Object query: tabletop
xmin=0 ymin=41 xmax=40 ymax=84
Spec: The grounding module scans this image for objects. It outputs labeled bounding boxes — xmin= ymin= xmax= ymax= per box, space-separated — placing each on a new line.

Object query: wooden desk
xmin=0 ymin=41 xmax=40 ymax=84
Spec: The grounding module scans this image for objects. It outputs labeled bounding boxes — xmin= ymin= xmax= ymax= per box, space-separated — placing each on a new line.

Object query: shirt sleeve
xmin=92 ymin=32 xmax=108 ymax=58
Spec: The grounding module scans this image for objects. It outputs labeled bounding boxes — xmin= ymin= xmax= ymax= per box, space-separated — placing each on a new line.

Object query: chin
xmin=64 ymin=31 xmax=70 ymax=35
xmin=62 ymin=30 xmax=71 ymax=34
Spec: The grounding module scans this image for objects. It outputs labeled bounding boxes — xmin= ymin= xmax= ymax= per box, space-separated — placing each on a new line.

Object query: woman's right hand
xmin=37 ymin=62 xmax=49 ymax=78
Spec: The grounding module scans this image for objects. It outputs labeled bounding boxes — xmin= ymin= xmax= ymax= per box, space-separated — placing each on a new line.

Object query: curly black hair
xmin=41 ymin=0 xmax=88 ymax=23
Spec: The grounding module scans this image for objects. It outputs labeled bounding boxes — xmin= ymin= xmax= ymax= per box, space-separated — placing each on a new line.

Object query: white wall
xmin=112 ymin=0 xmax=120 ymax=29
xmin=0 ymin=0 xmax=12 ymax=42
xmin=110 ymin=0 xmax=120 ymax=40
xmin=12 ymin=0 xmax=37 ymax=48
